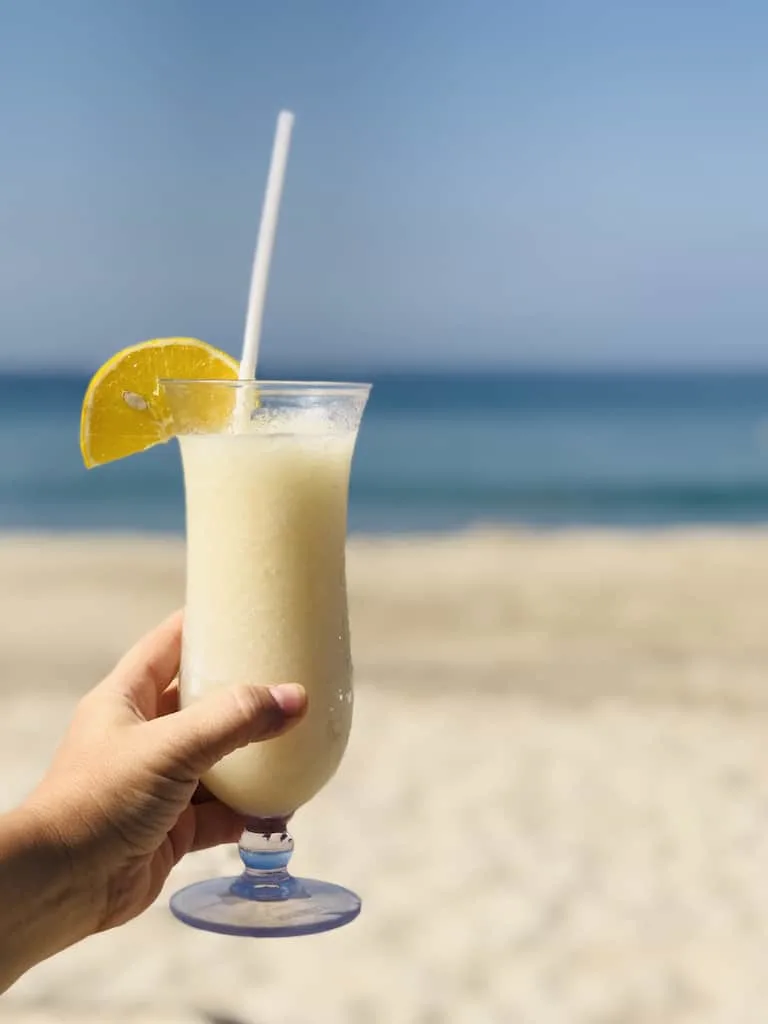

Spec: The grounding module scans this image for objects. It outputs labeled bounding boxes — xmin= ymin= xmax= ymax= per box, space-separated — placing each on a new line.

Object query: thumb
xmin=149 ymin=683 xmax=306 ymax=782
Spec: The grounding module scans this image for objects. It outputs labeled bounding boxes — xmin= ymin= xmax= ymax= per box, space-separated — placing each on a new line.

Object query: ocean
xmin=3 ymin=370 xmax=768 ymax=534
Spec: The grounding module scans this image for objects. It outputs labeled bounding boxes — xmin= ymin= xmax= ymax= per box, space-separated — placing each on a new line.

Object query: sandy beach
xmin=3 ymin=528 xmax=768 ymax=1022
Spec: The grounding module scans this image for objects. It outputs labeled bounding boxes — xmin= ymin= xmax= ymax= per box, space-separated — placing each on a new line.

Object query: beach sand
xmin=2 ymin=528 xmax=768 ymax=1022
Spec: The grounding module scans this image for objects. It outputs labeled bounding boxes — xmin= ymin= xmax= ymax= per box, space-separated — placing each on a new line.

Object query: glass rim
xmin=158 ymin=379 xmax=372 ymax=397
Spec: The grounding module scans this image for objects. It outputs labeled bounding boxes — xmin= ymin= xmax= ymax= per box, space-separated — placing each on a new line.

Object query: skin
xmin=0 ymin=611 xmax=307 ymax=992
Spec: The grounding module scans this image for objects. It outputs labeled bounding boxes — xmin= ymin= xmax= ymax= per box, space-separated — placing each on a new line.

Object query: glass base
xmin=170 ymin=817 xmax=360 ymax=937
xmin=170 ymin=874 xmax=361 ymax=937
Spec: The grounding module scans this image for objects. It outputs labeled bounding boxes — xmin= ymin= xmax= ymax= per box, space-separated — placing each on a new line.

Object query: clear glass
xmin=159 ymin=379 xmax=370 ymax=937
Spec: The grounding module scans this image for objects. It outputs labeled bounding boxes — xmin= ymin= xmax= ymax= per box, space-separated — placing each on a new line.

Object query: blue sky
xmin=1 ymin=0 xmax=768 ymax=370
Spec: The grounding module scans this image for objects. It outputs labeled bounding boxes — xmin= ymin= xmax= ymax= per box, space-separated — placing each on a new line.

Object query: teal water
xmin=3 ymin=371 xmax=768 ymax=533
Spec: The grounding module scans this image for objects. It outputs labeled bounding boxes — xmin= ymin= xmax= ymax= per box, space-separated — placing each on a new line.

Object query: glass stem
xmin=231 ymin=817 xmax=298 ymax=901
xmin=240 ymin=816 xmax=293 ymax=872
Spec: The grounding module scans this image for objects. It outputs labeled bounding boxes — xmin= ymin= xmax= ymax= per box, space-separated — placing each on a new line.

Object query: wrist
xmin=0 ymin=802 xmax=102 ymax=992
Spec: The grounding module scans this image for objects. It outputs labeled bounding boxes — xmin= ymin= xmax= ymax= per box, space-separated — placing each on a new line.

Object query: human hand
xmin=23 ymin=610 xmax=306 ymax=936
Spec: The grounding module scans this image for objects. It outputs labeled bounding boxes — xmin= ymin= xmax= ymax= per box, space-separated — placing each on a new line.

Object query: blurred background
xmin=4 ymin=2 xmax=768 ymax=1023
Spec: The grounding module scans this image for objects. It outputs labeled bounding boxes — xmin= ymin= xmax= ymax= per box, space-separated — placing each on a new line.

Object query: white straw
xmin=239 ymin=109 xmax=295 ymax=381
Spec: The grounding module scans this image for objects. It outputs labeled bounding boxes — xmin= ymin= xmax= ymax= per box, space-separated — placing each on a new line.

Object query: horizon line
xmin=7 ymin=362 xmax=768 ymax=378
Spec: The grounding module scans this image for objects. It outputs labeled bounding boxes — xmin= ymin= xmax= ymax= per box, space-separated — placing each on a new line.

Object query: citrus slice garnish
xmin=80 ymin=337 xmax=239 ymax=468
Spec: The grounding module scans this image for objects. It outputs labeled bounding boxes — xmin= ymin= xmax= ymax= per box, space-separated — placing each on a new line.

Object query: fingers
xmin=103 ymin=611 xmax=183 ymax=716
xmin=167 ymin=801 xmax=246 ymax=865
xmin=191 ymin=782 xmax=216 ymax=804
xmin=118 ymin=610 xmax=183 ymax=690
xmin=157 ymin=680 xmax=179 ymax=718
xmin=148 ymin=683 xmax=307 ymax=782
xmin=190 ymin=801 xmax=246 ymax=853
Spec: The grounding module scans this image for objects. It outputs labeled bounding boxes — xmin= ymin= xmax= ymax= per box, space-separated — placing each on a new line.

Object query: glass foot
xmin=170 ymin=874 xmax=361 ymax=937
xmin=169 ymin=817 xmax=361 ymax=937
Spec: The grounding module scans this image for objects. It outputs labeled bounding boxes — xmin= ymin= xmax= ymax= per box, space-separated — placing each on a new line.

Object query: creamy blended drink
xmin=178 ymin=420 xmax=357 ymax=818
xmin=157 ymin=379 xmax=370 ymax=936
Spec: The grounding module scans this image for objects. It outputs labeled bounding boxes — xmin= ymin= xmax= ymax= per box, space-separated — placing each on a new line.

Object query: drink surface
xmin=179 ymin=423 xmax=356 ymax=817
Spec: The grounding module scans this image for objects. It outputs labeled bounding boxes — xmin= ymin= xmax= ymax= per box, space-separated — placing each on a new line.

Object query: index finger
xmin=100 ymin=610 xmax=184 ymax=718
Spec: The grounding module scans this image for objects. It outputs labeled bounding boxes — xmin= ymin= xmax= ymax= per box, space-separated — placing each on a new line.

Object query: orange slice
xmin=79 ymin=337 xmax=239 ymax=468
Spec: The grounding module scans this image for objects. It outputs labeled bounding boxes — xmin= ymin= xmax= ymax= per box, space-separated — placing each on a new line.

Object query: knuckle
xmin=228 ymin=685 xmax=279 ymax=738
xmin=167 ymin=720 xmax=209 ymax=776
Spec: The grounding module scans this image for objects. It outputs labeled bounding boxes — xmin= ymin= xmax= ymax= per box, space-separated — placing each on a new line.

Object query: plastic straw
xmin=239 ymin=110 xmax=295 ymax=381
